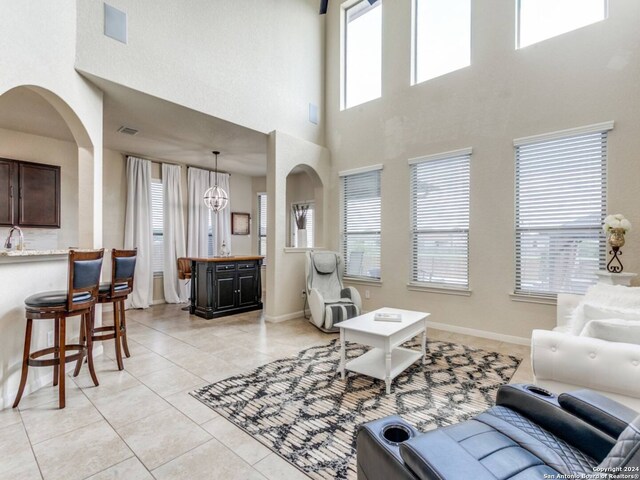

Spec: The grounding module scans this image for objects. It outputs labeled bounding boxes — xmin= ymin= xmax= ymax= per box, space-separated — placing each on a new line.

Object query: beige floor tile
xmin=137 ymin=365 xmax=204 ymax=397
xmin=89 ymin=384 xmax=171 ymax=428
xmin=164 ymin=387 xmax=219 ymax=425
xmin=0 ymin=423 xmax=42 ymax=480
xmin=33 ymin=420 xmax=132 ymax=480
xmin=17 ymin=378 xmax=84 ymax=411
xmin=151 ymin=439 xmax=267 ymax=480
xmin=121 ymin=351 xmax=175 ymax=377
xmin=74 ymin=365 xmax=141 ymax=399
xmin=0 ymin=404 xmax=26 ymax=427
xmin=20 ymin=393 xmax=103 ymax=445
xmin=212 ymin=347 xmax=275 ymax=371
xmin=85 ymin=457 xmax=153 ymax=480
xmin=116 ymin=409 xmax=211 ymax=470
xmin=253 ymin=452 xmax=310 ymax=480
xmin=102 ymin=339 xmax=151 ymax=360
xmin=201 ymin=416 xmax=271 ymax=465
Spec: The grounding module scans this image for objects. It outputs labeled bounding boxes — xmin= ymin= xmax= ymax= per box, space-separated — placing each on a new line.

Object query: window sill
xmin=283 ymin=247 xmax=321 ymax=253
xmin=509 ymin=292 xmax=557 ymax=306
xmin=406 ymin=283 xmax=472 ymax=296
xmin=343 ymin=277 xmax=383 ymax=287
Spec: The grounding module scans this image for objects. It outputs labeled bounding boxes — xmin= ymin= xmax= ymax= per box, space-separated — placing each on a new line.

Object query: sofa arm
xmin=558 ymin=390 xmax=639 ymax=439
xmin=532 ymin=329 xmax=640 ymax=400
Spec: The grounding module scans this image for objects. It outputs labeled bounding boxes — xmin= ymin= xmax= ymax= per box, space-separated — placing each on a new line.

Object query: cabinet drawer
xmin=237 ymin=262 xmax=257 ymax=270
xmin=215 ymin=263 xmax=236 ymax=272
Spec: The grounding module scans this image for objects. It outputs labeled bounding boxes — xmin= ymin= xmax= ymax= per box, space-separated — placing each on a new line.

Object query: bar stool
xmin=13 ymin=249 xmax=104 ymax=409
xmin=88 ymin=249 xmax=136 ymax=371
xmin=177 ymin=257 xmax=192 ymax=311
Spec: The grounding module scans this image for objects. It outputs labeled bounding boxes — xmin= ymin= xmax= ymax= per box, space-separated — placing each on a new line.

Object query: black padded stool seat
xmin=13 ymin=249 xmax=104 ymax=410
xmin=25 ymin=291 xmax=92 ymax=308
xmin=90 ymin=249 xmax=136 ymax=371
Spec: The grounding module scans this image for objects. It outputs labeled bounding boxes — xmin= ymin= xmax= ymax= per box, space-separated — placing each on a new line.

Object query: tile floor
xmin=0 ymin=304 xmax=533 ymax=480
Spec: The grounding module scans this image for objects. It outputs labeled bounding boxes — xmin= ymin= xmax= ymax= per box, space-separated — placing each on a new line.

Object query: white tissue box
xmin=374 ymin=312 xmax=402 ymax=323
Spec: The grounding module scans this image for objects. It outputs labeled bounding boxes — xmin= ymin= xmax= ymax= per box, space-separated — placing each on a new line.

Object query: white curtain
xmin=187 ymin=167 xmax=211 ymax=257
xmin=210 ymin=172 xmax=231 ymax=256
xmin=162 ymin=163 xmax=187 ymax=303
xmin=124 ymin=156 xmax=153 ymax=308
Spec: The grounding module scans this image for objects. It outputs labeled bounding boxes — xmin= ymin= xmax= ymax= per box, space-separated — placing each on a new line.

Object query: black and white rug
xmin=191 ymin=338 xmax=521 ymax=480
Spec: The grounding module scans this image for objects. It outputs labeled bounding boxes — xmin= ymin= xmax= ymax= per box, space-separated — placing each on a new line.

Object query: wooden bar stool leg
xmin=120 ymin=301 xmax=131 ymax=358
xmin=58 ymin=315 xmax=66 ymax=409
xmin=113 ymin=301 xmax=124 ymax=371
xmin=86 ymin=308 xmax=99 ymax=386
xmin=73 ymin=313 xmax=87 ymax=377
xmin=13 ymin=318 xmax=33 ymax=408
xmin=53 ymin=317 xmax=60 ymax=386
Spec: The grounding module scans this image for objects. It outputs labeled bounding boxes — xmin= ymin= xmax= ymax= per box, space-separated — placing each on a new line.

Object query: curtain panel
xmin=162 ymin=163 xmax=187 ymax=303
xmin=124 ymin=156 xmax=153 ymax=308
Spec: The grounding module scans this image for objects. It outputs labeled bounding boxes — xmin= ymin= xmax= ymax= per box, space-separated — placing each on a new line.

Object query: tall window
xmin=410 ymin=150 xmax=471 ymax=289
xmin=291 ymin=202 xmax=314 ymax=248
xmin=413 ymin=0 xmax=471 ymax=84
xmin=517 ymin=0 xmax=607 ymax=49
xmin=344 ymin=0 xmax=382 ymax=109
xmin=341 ymin=168 xmax=381 ymax=280
xmin=515 ymin=125 xmax=610 ymax=296
xmin=151 ymin=180 xmax=164 ymax=274
xmin=258 ymin=193 xmax=267 ymax=258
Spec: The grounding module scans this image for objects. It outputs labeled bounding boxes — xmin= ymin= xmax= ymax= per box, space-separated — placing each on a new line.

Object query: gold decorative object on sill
xmin=608 ymin=228 xmax=626 ymax=248
xmin=603 ymin=214 xmax=632 ymax=273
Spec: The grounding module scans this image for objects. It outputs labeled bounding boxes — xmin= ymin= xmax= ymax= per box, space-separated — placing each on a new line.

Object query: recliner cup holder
xmin=526 ymin=385 xmax=554 ymax=397
xmin=381 ymin=424 xmax=413 ymax=445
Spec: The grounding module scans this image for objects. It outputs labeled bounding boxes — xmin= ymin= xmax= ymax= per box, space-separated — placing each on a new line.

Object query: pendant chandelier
xmin=203 ymin=150 xmax=229 ymax=213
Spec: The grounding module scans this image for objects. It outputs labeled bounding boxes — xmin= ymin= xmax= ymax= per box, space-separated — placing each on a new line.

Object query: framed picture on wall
xmin=231 ymin=212 xmax=251 ymax=235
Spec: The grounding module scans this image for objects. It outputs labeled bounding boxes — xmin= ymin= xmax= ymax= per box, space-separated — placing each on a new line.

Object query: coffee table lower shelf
xmin=344 ymin=347 xmax=423 ymax=392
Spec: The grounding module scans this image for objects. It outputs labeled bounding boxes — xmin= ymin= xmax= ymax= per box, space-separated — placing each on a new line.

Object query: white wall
xmin=76 ymin=0 xmax=325 ymax=145
xmin=0 ymin=128 xmax=80 ymax=249
xmin=325 ymin=0 xmax=640 ymax=340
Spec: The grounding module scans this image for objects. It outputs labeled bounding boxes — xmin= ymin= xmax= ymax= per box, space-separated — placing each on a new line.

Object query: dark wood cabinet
xmin=190 ymin=256 xmax=263 ymax=319
xmin=0 ymin=157 xmax=61 ymax=228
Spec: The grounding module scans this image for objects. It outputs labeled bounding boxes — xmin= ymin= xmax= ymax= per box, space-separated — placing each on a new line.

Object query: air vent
xmin=117 ymin=126 xmax=139 ymax=136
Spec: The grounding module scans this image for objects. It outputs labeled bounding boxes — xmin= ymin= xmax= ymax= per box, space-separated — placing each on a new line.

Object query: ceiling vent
xmin=117 ymin=126 xmax=139 ymax=136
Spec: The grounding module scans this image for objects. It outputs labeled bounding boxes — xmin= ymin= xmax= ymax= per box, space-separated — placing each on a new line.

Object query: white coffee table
xmin=335 ymin=307 xmax=430 ymax=394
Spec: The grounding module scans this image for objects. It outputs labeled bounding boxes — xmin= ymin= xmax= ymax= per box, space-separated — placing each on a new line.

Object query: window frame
xmin=513 ymin=122 xmax=612 ymax=299
xmin=409 ymin=148 xmax=471 ymax=291
xmin=340 ymin=165 xmax=383 ymax=281
xmin=342 ymin=0 xmax=383 ymax=110
xmin=516 ymin=0 xmax=608 ymax=49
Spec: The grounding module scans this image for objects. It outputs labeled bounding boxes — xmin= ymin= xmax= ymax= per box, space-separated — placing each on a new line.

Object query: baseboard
xmin=265 ymin=310 xmax=310 ymax=323
xmin=1 ymin=344 xmax=104 ymax=410
xmin=426 ymin=320 xmax=530 ymax=346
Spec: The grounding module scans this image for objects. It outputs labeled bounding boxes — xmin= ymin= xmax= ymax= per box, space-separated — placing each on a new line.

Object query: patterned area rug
xmin=191 ymin=338 xmax=521 ymax=480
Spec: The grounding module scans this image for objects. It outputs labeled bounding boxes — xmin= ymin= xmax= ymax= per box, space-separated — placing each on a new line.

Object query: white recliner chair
xmin=305 ymin=251 xmax=362 ymax=333
xmin=532 ymin=285 xmax=640 ymax=411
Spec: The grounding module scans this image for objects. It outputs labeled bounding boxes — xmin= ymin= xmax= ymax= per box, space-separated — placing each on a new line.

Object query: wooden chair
xmin=13 ymin=249 xmax=104 ymax=409
xmin=177 ymin=257 xmax=192 ymax=311
xmin=89 ymin=249 xmax=137 ymax=371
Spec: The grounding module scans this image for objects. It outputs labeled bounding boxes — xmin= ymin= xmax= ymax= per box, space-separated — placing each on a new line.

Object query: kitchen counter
xmin=0 ymin=249 xmax=97 ymax=263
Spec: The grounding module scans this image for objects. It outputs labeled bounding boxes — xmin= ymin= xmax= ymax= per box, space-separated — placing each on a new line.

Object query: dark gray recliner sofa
xmin=357 ymin=384 xmax=640 ymax=480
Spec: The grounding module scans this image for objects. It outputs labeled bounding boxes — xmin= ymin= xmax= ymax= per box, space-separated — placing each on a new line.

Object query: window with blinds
xmin=515 ymin=127 xmax=608 ymax=296
xmin=291 ymin=202 xmax=314 ymax=248
xmin=341 ymin=169 xmax=381 ymax=279
xmin=151 ymin=180 xmax=164 ymax=274
xmin=258 ymin=193 xmax=267 ymax=259
xmin=410 ymin=150 xmax=470 ymax=289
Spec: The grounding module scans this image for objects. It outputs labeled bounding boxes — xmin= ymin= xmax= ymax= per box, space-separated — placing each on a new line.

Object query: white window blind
xmin=291 ymin=202 xmax=314 ymax=248
xmin=207 ymin=216 xmax=214 ymax=257
xmin=515 ymin=130 xmax=608 ymax=296
xmin=342 ymin=170 xmax=381 ymax=279
xmin=151 ymin=180 xmax=164 ymax=274
xmin=410 ymin=152 xmax=470 ymax=288
xmin=258 ymin=193 xmax=267 ymax=258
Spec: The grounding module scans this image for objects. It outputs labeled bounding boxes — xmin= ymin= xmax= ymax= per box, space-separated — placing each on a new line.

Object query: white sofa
xmin=532 ymin=292 xmax=640 ymax=411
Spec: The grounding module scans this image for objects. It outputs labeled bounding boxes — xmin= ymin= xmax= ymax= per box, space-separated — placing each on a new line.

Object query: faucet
xmin=5 ymin=226 xmax=25 ymax=251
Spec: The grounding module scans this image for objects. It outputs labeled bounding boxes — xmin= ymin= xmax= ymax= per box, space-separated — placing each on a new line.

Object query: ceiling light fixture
xmin=203 ymin=150 xmax=229 ymax=213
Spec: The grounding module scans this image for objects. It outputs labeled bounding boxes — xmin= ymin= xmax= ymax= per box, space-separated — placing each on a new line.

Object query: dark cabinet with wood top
xmin=0 ymin=157 xmax=61 ymax=228
xmin=190 ymin=256 xmax=263 ymax=319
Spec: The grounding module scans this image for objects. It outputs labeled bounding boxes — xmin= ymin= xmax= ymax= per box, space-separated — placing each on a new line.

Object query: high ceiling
xmin=0 ymin=79 xmax=268 ymax=176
